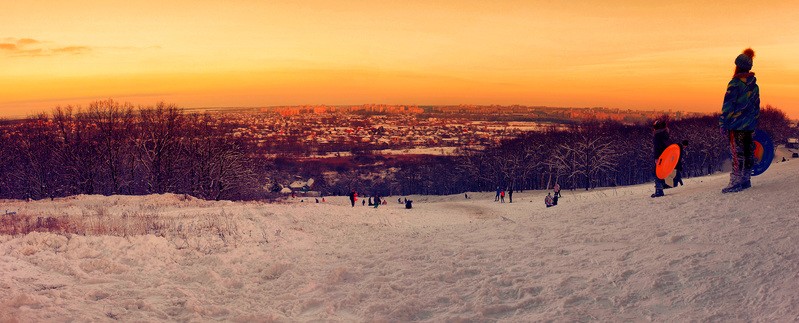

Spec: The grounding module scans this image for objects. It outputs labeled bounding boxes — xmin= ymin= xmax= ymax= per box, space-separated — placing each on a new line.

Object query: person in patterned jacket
xmin=719 ymin=48 xmax=760 ymax=193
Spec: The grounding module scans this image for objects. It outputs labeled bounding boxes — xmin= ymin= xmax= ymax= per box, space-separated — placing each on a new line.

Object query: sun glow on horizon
xmin=3 ymin=1 xmax=799 ymax=118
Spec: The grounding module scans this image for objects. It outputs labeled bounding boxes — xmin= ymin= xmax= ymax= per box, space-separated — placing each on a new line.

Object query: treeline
xmin=0 ymin=101 xmax=795 ymax=200
xmin=0 ymin=100 xmax=260 ymax=200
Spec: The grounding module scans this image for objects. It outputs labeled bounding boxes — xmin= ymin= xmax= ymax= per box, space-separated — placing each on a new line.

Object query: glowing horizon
xmin=2 ymin=1 xmax=798 ymax=118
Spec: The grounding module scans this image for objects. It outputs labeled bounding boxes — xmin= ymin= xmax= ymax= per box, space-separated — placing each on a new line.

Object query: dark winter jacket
xmin=675 ymin=143 xmax=684 ymax=171
xmin=653 ymin=128 xmax=670 ymax=160
xmin=719 ymin=73 xmax=760 ymax=131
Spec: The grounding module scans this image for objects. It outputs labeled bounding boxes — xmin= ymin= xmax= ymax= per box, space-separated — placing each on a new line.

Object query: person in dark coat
xmin=673 ymin=140 xmax=689 ymax=187
xmin=652 ymin=119 xmax=670 ymax=198
xmin=720 ymin=48 xmax=760 ymax=193
xmin=508 ymin=188 xmax=513 ymax=203
xmin=348 ymin=190 xmax=357 ymax=207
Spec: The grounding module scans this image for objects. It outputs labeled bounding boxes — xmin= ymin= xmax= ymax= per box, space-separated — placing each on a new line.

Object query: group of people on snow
xmin=348 ymin=190 xmax=411 ymax=209
xmin=494 ymin=187 xmax=512 ymax=203
xmin=652 ymin=48 xmax=760 ymax=198
xmin=545 ymin=183 xmax=561 ymax=207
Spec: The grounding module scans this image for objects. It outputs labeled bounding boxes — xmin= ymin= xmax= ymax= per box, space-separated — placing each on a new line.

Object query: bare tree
xmin=16 ymin=114 xmax=61 ymax=199
xmin=550 ymin=134 xmax=619 ymax=190
xmin=135 ymin=103 xmax=185 ymax=194
xmin=87 ymin=99 xmax=135 ymax=195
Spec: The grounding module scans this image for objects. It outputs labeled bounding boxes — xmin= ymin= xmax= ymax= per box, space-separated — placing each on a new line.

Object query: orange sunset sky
xmin=2 ymin=0 xmax=798 ymax=118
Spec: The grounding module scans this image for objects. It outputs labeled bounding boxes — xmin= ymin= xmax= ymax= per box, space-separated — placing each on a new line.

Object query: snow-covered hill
xmin=1 ymin=159 xmax=798 ymax=321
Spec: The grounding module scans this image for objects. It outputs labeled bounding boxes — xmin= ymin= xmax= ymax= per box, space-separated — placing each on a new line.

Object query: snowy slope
xmin=1 ymin=160 xmax=798 ymax=321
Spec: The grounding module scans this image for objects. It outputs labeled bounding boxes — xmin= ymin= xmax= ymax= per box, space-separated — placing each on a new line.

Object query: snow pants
xmin=727 ymin=130 xmax=754 ymax=188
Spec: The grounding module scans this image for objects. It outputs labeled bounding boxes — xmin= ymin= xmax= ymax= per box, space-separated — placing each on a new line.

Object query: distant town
xmin=196 ymin=105 xmax=703 ymax=157
xmin=0 ymin=104 xmax=705 ymax=159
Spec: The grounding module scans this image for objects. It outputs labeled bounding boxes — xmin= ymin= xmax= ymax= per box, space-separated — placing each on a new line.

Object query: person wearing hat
xmin=651 ymin=119 xmax=670 ymax=198
xmin=719 ymin=48 xmax=760 ymax=193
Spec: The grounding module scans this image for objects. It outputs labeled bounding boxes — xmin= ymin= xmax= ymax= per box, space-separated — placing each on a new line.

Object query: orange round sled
xmin=656 ymin=144 xmax=681 ymax=180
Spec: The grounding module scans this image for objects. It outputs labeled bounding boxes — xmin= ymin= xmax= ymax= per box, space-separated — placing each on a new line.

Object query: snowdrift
xmin=1 ymin=160 xmax=799 ymax=321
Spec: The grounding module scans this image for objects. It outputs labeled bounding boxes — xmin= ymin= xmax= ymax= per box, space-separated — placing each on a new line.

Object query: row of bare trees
xmin=1 ymin=101 xmax=794 ymax=200
xmin=0 ymin=100 xmax=258 ymax=200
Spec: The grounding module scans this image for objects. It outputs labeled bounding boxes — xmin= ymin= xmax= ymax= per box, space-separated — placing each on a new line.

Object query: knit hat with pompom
xmin=735 ymin=48 xmax=755 ymax=71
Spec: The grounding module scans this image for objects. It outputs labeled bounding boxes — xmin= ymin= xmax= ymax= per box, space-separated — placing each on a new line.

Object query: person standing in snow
xmin=673 ymin=140 xmax=689 ymax=187
xmin=495 ymin=187 xmax=501 ymax=202
xmin=373 ymin=195 xmax=380 ymax=208
xmin=500 ymin=189 xmax=505 ymax=203
xmin=348 ymin=190 xmax=357 ymax=207
xmin=508 ymin=188 xmax=513 ymax=203
xmin=553 ymin=183 xmax=561 ymax=198
xmin=720 ymin=48 xmax=760 ymax=193
xmin=651 ymin=119 xmax=670 ymax=198
xmin=544 ymin=193 xmax=554 ymax=207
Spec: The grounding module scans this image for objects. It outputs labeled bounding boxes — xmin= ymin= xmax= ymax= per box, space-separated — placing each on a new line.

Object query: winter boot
xmin=722 ymin=170 xmax=743 ymax=193
xmin=722 ymin=177 xmax=743 ymax=193
xmin=651 ymin=189 xmax=664 ymax=198
xmin=740 ymin=168 xmax=752 ymax=190
xmin=721 ymin=184 xmax=742 ymax=194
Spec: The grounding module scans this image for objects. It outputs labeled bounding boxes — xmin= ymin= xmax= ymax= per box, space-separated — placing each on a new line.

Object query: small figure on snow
xmin=673 ymin=140 xmax=689 ymax=187
xmin=348 ymin=190 xmax=357 ymax=207
xmin=651 ymin=119 xmax=670 ymax=198
xmin=545 ymin=193 xmax=554 ymax=208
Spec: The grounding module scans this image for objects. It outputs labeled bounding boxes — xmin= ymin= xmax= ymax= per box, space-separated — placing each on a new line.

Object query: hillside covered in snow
xmin=1 ymin=159 xmax=798 ymax=321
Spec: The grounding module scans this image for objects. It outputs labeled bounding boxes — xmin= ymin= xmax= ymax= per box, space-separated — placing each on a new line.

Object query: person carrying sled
xmin=348 ymin=190 xmax=357 ymax=207
xmin=651 ymin=119 xmax=670 ymax=198
xmin=720 ymin=48 xmax=760 ymax=193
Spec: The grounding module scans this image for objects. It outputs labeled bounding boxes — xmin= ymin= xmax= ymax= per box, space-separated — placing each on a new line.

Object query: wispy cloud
xmin=0 ymin=38 xmax=92 ymax=57
xmin=52 ymin=46 xmax=91 ymax=54
xmin=16 ymin=38 xmax=40 ymax=46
